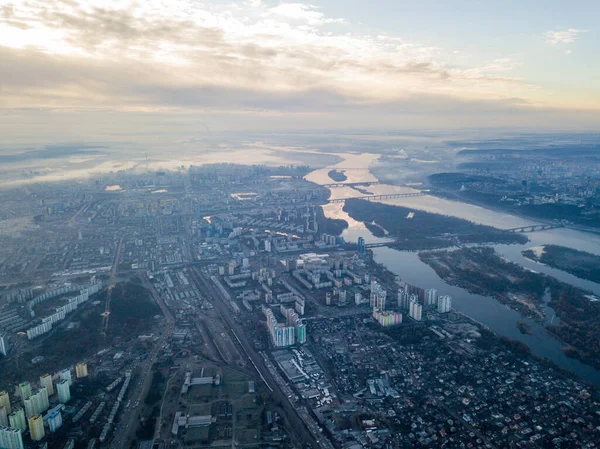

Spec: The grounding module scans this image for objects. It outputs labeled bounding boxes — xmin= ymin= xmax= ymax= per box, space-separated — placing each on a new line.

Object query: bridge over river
xmin=327 ymin=192 xmax=427 ymax=203
xmin=362 ymin=224 xmax=565 ymax=248
xmin=506 ymin=224 xmax=564 ymax=233
xmin=321 ymin=181 xmax=381 ymax=188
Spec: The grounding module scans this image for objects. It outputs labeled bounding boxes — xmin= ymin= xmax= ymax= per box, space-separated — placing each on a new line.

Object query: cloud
xmin=0 ymin=0 xmax=538 ymax=114
xmin=267 ymin=3 xmax=347 ymax=26
xmin=545 ymin=28 xmax=588 ymax=46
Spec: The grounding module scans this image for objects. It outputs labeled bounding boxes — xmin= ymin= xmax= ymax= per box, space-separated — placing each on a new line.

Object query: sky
xmin=1 ymin=0 xmax=599 ymax=140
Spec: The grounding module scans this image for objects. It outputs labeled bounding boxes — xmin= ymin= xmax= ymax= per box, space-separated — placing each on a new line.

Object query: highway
xmin=188 ymin=266 xmax=324 ymax=449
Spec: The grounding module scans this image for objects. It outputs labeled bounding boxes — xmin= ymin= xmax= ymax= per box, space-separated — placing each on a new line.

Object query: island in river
xmin=327 ymin=169 xmax=347 ymax=182
xmin=419 ymin=246 xmax=600 ymax=370
xmin=343 ymin=198 xmax=527 ymax=250
xmin=522 ymin=244 xmax=600 ymax=284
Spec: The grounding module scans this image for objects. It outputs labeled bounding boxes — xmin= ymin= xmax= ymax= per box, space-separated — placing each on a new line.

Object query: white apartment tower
xmin=426 ymin=289 xmax=438 ymax=307
xmin=437 ymin=295 xmax=452 ymax=313
xmin=57 ymin=380 xmax=71 ymax=404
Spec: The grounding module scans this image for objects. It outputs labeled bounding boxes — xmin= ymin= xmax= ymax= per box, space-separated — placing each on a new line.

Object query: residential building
xmin=23 ymin=398 xmax=35 ymax=420
xmin=47 ymin=410 xmax=62 ymax=432
xmin=0 ymin=405 xmax=7 ymax=427
xmin=409 ymin=299 xmax=423 ymax=321
xmin=0 ymin=425 xmax=24 ymax=449
xmin=8 ymin=408 xmax=26 ymax=432
xmin=426 ymin=288 xmax=438 ymax=307
xmin=23 ymin=388 xmax=49 ymax=418
xmin=438 ymin=295 xmax=452 ymax=313
xmin=57 ymin=380 xmax=70 ymax=404
xmin=0 ymin=392 xmax=10 ymax=415
xmin=17 ymin=383 xmax=31 ymax=402
xmin=28 ymin=414 xmax=44 ymax=441
xmin=75 ymin=363 xmax=88 ymax=379
xmin=39 ymin=375 xmax=54 ymax=396
xmin=59 ymin=369 xmax=72 ymax=386
xmin=373 ymin=309 xmax=402 ymax=327
xmin=370 ymin=281 xmax=387 ymax=311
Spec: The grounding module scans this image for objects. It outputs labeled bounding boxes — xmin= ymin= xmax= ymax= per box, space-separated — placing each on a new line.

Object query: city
xmin=1 ymin=1 xmax=600 ymax=448
xmin=1 ymin=163 xmax=599 ymax=449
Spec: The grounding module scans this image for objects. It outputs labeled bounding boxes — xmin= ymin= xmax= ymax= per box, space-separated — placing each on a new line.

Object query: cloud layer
xmin=0 ymin=0 xmax=597 ymax=132
xmin=1 ymin=1 xmax=532 ymax=109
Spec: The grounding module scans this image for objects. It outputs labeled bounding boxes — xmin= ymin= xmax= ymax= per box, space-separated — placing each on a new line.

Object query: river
xmin=306 ymin=153 xmax=600 ymax=386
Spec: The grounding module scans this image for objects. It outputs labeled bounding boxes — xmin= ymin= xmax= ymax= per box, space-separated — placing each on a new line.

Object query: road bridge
xmin=505 ymin=224 xmax=564 ymax=233
xmin=328 ymin=192 xmax=427 ymax=203
xmin=322 ymin=181 xmax=380 ymax=188
xmin=365 ymin=242 xmax=393 ymax=248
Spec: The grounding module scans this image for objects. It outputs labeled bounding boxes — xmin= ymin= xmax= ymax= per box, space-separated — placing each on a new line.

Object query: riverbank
xmin=419 ymin=247 xmax=548 ymax=321
xmin=427 ymin=184 xmax=600 ymax=235
xmin=305 ymin=151 xmax=600 ymax=384
xmin=343 ymin=198 xmax=527 ymax=250
xmin=522 ymin=244 xmax=600 ymax=284
xmin=418 ymin=246 xmax=600 ymax=370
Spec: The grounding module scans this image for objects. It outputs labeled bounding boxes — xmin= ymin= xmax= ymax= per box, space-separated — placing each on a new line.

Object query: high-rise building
xmin=0 ymin=405 xmax=8 ymax=427
xmin=37 ymin=387 xmax=49 ymax=413
xmin=409 ymin=299 xmax=423 ymax=321
xmin=397 ymin=290 xmax=410 ymax=310
xmin=373 ymin=309 xmax=403 ymax=327
xmin=0 ymin=392 xmax=11 ymax=415
xmin=28 ymin=414 xmax=44 ymax=441
xmin=426 ymin=289 xmax=438 ymax=307
xmin=24 ymin=388 xmax=49 ymax=418
xmin=437 ymin=295 xmax=452 ymax=314
xmin=295 ymin=321 xmax=307 ymax=344
xmin=57 ymin=380 xmax=70 ymax=404
xmin=357 ymin=237 xmax=365 ymax=254
xmin=354 ymin=292 xmax=363 ymax=305
xmin=8 ymin=409 xmax=26 ymax=432
xmin=47 ymin=410 xmax=63 ymax=433
xmin=370 ymin=281 xmax=387 ymax=311
xmin=0 ymin=333 xmax=10 ymax=356
xmin=75 ymin=363 xmax=88 ymax=379
xmin=0 ymin=425 xmax=24 ymax=449
xmin=339 ymin=289 xmax=347 ymax=304
xmin=39 ymin=375 xmax=54 ymax=396
xmin=59 ymin=369 xmax=72 ymax=386
xmin=23 ymin=398 xmax=35 ymax=420
xmin=17 ymin=383 xmax=31 ymax=402
xmin=263 ymin=306 xmax=305 ymax=347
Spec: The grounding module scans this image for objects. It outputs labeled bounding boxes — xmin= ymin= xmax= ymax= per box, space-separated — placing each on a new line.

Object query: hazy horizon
xmin=2 ymin=0 xmax=600 ymax=141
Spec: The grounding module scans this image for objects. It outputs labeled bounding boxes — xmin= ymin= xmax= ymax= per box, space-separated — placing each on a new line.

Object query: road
xmin=102 ymin=237 xmax=124 ymax=336
xmin=188 ymin=266 xmax=324 ymax=449
xmin=110 ymin=330 xmax=171 ymax=449
xmin=140 ymin=271 xmax=175 ymax=324
xmin=111 ymin=236 xmax=124 ymax=279
xmin=110 ymin=273 xmax=174 ymax=448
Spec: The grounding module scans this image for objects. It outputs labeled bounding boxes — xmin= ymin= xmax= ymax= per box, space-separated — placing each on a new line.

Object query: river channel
xmin=306 ymin=154 xmax=600 ymax=386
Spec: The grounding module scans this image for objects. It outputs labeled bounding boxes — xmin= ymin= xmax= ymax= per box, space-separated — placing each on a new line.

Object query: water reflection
xmin=372 ymin=247 xmax=600 ymax=387
xmin=306 ymin=153 xmax=600 ymax=386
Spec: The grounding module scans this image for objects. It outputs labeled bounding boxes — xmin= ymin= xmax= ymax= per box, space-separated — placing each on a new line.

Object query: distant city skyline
xmin=1 ymin=0 xmax=599 ymax=140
